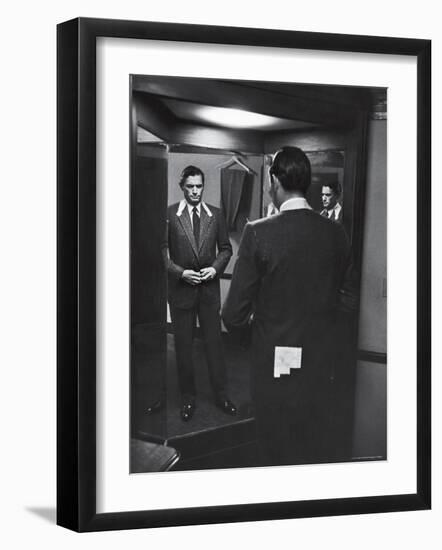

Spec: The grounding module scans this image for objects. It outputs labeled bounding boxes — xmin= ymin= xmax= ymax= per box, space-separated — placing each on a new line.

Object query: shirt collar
xmin=323 ymin=203 xmax=342 ymax=217
xmin=176 ymin=199 xmax=212 ymax=217
xmin=186 ymin=202 xmax=201 ymax=217
xmin=279 ymin=197 xmax=312 ymax=212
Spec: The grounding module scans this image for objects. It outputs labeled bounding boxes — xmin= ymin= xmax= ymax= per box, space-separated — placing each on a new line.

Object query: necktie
xmin=192 ymin=206 xmax=200 ymax=247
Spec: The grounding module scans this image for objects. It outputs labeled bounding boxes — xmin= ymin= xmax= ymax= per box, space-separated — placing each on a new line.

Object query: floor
xmin=169 ymin=333 xmax=254 ymax=434
xmin=132 ymin=332 xmax=257 ymax=471
xmin=130 ymin=332 xmax=371 ymax=473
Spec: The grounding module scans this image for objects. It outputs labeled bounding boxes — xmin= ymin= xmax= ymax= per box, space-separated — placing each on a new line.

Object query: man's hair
xmin=322 ymin=181 xmax=342 ymax=197
xmin=269 ymin=146 xmax=311 ymax=193
xmin=179 ymin=165 xmax=205 ymax=188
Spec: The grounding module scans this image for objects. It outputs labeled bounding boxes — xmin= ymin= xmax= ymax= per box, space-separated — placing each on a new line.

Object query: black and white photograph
xmin=1 ymin=0 xmax=438 ymax=543
xmin=129 ymin=75 xmax=387 ymax=473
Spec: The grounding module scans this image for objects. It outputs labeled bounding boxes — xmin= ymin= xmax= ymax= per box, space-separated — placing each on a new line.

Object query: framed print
xmin=57 ymin=18 xmax=431 ymax=532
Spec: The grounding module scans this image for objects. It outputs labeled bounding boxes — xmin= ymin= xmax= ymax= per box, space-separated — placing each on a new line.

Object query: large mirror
xmin=129 ymin=76 xmax=386 ymax=473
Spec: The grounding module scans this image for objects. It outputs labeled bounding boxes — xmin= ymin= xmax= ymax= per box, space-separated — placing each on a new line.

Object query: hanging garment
xmin=221 ymin=168 xmax=253 ymax=231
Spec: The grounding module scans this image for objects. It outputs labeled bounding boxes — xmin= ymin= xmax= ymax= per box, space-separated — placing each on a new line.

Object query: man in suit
xmin=320 ymin=181 xmax=343 ymax=223
xmin=164 ymin=165 xmax=237 ymax=421
xmin=222 ymin=147 xmax=357 ymax=465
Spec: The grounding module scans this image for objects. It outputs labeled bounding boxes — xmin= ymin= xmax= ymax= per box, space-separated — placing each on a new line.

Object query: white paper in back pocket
xmin=274 ymin=346 xmax=302 ymax=378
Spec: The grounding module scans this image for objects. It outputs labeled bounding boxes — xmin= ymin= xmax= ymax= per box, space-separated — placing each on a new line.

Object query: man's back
xmin=223 ymin=209 xmax=351 ymax=401
xmin=249 ymin=209 xmax=348 ymax=345
xmin=222 ymin=146 xmax=357 ymax=464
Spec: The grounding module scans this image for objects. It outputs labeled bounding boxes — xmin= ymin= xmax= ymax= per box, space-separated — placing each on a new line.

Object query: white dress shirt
xmin=321 ymin=202 xmax=342 ymax=221
xmin=279 ymin=197 xmax=312 ymax=212
xmin=176 ymin=199 xmax=213 ymax=228
xmin=187 ymin=202 xmax=201 ymax=229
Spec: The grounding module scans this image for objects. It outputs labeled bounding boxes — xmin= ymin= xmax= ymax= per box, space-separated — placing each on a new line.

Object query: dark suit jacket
xmin=163 ymin=202 xmax=232 ymax=309
xmin=222 ymin=209 xmax=355 ymax=407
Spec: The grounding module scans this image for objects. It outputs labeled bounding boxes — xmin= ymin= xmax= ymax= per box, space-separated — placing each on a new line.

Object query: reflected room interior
xmin=129 ymin=76 xmax=387 ymax=473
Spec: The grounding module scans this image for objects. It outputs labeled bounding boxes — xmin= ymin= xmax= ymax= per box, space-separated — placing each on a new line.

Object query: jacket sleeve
xmin=211 ymin=209 xmax=233 ymax=275
xmin=161 ymin=219 xmax=184 ymax=281
xmin=222 ymin=222 xmax=261 ymax=332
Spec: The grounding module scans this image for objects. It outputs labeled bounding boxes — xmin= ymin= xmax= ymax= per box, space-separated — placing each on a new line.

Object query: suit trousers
xmin=255 ymin=402 xmax=332 ymax=466
xmin=170 ymin=299 xmax=227 ymax=403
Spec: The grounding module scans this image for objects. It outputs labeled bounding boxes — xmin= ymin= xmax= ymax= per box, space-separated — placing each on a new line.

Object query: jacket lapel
xmin=198 ymin=207 xmax=213 ymax=253
xmin=177 ymin=206 xmax=199 ymax=258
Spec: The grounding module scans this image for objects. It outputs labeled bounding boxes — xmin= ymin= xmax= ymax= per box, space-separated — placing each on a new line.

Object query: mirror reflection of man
xmin=320 ymin=182 xmax=342 ymax=223
xmin=163 ymin=165 xmax=237 ymax=421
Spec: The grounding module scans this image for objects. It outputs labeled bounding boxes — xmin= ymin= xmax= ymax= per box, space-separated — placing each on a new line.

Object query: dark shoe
xmin=180 ymin=402 xmax=195 ymax=422
xmin=216 ymin=398 xmax=237 ymax=416
xmin=146 ymin=400 xmax=164 ymax=415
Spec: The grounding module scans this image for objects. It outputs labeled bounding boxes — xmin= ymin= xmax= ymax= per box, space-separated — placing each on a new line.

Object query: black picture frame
xmin=57 ymin=17 xmax=431 ymax=532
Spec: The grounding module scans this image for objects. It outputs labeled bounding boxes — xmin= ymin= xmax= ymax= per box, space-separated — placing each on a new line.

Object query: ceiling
xmin=160 ymin=97 xmax=319 ymax=132
xmin=132 ymin=76 xmax=384 ymax=150
xmin=131 ymin=75 xmax=374 ymax=134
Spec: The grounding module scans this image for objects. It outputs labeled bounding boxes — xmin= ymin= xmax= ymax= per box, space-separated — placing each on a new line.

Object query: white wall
xmin=359 ymin=119 xmax=388 ymax=353
xmin=352 ymin=119 xmax=388 ymax=457
xmin=1 ymin=1 xmax=440 ymax=549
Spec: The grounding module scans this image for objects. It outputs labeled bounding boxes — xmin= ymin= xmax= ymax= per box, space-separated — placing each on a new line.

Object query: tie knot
xmin=193 ymin=206 xmax=198 ymax=215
